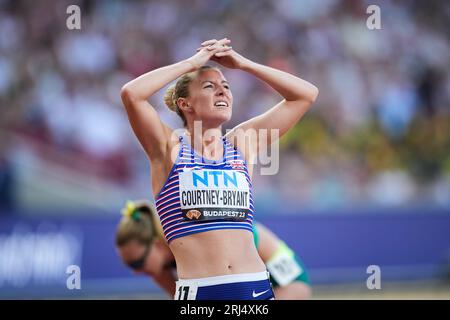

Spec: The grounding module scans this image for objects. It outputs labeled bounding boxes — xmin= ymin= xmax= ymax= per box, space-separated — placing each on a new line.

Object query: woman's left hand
xmin=196 ymin=39 xmax=251 ymax=70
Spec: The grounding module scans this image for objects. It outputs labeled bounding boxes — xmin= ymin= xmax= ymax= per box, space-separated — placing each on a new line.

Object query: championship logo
xmin=186 ymin=209 xmax=202 ymax=220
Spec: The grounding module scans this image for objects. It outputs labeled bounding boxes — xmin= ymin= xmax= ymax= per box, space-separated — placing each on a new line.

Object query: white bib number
xmin=266 ymin=244 xmax=302 ymax=287
xmin=175 ymin=283 xmax=198 ymax=300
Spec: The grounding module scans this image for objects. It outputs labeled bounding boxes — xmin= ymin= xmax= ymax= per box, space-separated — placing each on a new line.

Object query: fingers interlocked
xmin=197 ymin=38 xmax=232 ymax=52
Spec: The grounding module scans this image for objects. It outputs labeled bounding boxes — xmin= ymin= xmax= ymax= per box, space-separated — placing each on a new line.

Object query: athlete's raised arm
xmin=120 ymin=38 xmax=232 ymax=160
xmin=198 ymin=39 xmax=318 ymax=152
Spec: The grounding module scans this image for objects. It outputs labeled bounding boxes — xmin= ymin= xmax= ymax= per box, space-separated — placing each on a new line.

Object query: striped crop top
xmin=155 ymin=133 xmax=255 ymax=243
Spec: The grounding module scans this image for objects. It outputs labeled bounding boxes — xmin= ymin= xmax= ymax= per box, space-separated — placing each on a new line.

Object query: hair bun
xmin=121 ymin=200 xmax=141 ymax=221
xmin=163 ymin=86 xmax=177 ymax=112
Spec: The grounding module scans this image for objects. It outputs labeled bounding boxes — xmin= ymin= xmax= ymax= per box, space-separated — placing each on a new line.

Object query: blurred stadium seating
xmin=0 ymin=0 xmax=449 ymax=299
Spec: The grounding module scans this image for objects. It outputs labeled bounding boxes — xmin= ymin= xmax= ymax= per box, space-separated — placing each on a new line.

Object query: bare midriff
xmin=169 ymin=228 xmax=266 ymax=279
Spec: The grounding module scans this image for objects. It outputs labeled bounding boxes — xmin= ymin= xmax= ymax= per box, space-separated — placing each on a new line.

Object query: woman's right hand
xmin=185 ymin=38 xmax=231 ymax=70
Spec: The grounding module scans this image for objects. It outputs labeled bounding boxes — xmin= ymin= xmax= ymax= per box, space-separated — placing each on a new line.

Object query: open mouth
xmin=214 ymin=101 xmax=229 ymax=108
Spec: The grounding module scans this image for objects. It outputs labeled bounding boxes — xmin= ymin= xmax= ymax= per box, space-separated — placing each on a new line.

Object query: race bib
xmin=175 ymin=283 xmax=198 ymax=300
xmin=266 ymin=242 xmax=303 ymax=286
xmin=179 ymin=169 xmax=250 ymax=222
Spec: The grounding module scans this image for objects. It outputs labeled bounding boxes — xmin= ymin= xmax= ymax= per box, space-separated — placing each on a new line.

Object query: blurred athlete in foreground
xmin=116 ymin=200 xmax=311 ymax=299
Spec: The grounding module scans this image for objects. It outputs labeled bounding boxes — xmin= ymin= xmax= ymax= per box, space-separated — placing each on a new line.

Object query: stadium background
xmin=0 ymin=0 xmax=449 ymax=299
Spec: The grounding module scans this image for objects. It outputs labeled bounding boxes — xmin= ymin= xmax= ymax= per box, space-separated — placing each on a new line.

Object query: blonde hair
xmin=115 ymin=200 xmax=164 ymax=247
xmin=163 ymin=65 xmax=221 ymax=127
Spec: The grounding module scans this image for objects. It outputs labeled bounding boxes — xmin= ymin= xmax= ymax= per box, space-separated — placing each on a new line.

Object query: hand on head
xmin=187 ymin=37 xmax=250 ymax=70
xmin=186 ymin=38 xmax=231 ymax=70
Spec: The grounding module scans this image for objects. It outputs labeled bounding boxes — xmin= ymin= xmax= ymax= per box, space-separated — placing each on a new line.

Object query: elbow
xmin=290 ymin=85 xmax=319 ymax=106
xmin=307 ymin=85 xmax=319 ymax=105
xmin=120 ymin=84 xmax=134 ymax=105
xmin=120 ymin=84 xmax=145 ymax=107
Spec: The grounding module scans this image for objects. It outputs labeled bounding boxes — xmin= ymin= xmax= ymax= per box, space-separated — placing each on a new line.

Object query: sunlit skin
xmin=117 ymin=223 xmax=311 ymax=300
xmin=179 ymin=69 xmax=234 ymax=131
xmin=120 ymin=37 xmax=318 ymax=282
xmin=174 ymin=68 xmax=234 ymax=162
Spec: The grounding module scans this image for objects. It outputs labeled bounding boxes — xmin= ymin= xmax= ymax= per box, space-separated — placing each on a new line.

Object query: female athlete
xmin=120 ymin=37 xmax=318 ymax=299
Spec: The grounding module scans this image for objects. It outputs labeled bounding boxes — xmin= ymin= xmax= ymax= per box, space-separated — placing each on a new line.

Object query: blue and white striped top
xmin=155 ymin=133 xmax=254 ymax=243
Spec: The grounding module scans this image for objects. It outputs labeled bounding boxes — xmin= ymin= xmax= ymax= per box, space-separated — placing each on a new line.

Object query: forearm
xmin=153 ymin=270 xmax=177 ymax=297
xmin=121 ymin=60 xmax=196 ymax=101
xmin=241 ymin=61 xmax=318 ymax=103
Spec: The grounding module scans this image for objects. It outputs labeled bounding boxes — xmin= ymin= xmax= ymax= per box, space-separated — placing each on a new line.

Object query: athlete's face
xmin=185 ymin=69 xmax=233 ymax=126
xmin=118 ymin=240 xmax=165 ymax=276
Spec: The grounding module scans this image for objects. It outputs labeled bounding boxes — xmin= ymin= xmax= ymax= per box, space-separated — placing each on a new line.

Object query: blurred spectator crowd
xmin=0 ymin=0 xmax=449 ymax=212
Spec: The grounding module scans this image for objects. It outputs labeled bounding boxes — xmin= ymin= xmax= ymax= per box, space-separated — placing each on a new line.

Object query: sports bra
xmin=154 ymin=133 xmax=254 ymax=243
